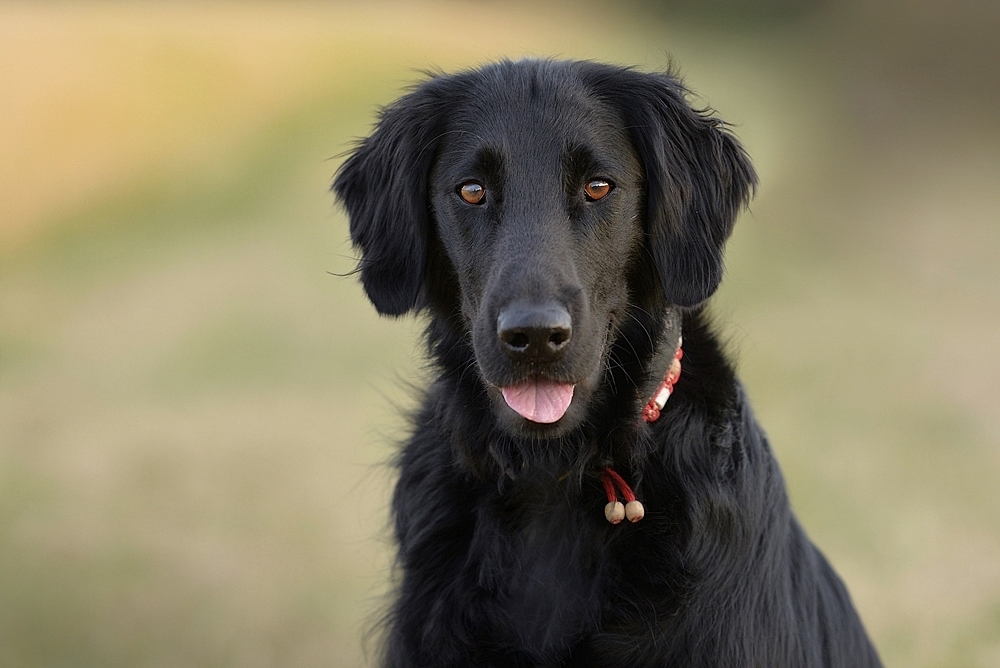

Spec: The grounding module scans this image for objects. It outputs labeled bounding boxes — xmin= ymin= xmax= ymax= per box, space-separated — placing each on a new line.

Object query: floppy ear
xmin=580 ymin=65 xmax=757 ymax=306
xmin=332 ymin=77 xmax=453 ymax=316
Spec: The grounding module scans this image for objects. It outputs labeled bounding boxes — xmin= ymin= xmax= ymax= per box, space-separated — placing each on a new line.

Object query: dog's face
xmin=429 ymin=76 xmax=645 ymax=436
xmin=334 ymin=60 xmax=756 ymax=439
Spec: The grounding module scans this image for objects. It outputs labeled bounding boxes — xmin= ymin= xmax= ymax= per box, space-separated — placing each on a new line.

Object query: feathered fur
xmin=334 ymin=59 xmax=881 ymax=668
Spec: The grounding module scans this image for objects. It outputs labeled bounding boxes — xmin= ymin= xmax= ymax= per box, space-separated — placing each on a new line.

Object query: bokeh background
xmin=2 ymin=1 xmax=999 ymax=666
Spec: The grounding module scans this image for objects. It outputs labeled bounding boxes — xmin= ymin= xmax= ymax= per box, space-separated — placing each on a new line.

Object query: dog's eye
xmin=458 ymin=181 xmax=486 ymax=205
xmin=584 ymin=179 xmax=612 ymax=202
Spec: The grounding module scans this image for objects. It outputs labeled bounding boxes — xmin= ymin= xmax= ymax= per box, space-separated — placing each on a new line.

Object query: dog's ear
xmin=333 ymin=77 xmax=453 ymax=316
xmin=581 ymin=65 xmax=757 ymax=306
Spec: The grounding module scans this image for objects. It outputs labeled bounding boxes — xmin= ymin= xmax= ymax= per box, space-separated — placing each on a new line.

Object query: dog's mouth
xmin=500 ymin=379 xmax=576 ymax=424
xmin=493 ymin=318 xmax=614 ymax=426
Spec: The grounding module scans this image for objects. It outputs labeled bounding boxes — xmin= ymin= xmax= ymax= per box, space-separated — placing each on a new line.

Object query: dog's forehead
xmin=449 ymin=65 xmax=624 ymax=154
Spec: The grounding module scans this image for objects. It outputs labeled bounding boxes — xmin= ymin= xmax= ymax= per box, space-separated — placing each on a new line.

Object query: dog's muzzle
xmin=496 ymin=300 xmax=576 ymax=423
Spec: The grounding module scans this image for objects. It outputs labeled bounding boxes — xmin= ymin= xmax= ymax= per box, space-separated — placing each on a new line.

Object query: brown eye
xmin=458 ymin=181 xmax=485 ymax=205
xmin=584 ymin=179 xmax=612 ymax=201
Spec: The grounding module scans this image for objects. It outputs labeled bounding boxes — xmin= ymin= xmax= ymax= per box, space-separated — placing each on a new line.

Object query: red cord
xmin=604 ymin=344 xmax=683 ymax=522
xmin=602 ymin=466 xmax=637 ymax=503
xmin=641 ymin=403 xmax=661 ymax=423
xmin=602 ymin=470 xmax=618 ymax=504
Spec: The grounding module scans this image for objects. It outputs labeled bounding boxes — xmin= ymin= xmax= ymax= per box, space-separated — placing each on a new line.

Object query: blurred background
xmin=1 ymin=1 xmax=998 ymax=666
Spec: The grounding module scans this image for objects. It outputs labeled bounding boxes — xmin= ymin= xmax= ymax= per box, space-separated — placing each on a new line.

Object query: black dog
xmin=334 ymin=59 xmax=882 ymax=667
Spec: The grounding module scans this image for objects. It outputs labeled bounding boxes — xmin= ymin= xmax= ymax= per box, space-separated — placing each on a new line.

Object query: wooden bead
xmin=652 ymin=385 xmax=671 ymax=409
xmin=625 ymin=500 xmax=645 ymax=523
xmin=605 ymin=501 xmax=625 ymax=524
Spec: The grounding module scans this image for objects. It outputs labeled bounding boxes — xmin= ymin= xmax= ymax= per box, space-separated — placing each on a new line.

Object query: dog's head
xmin=334 ymin=60 xmax=755 ymax=439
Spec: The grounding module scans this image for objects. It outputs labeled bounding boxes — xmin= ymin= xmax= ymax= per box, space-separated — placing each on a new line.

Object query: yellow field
xmin=1 ymin=2 xmax=999 ymax=666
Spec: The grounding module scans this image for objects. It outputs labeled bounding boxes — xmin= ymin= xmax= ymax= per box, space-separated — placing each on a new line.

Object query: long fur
xmin=334 ymin=59 xmax=882 ymax=668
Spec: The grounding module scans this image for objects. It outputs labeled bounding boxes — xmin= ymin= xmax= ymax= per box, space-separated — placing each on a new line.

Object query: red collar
xmin=641 ymin=342 xmax=683 ymax=423
xmin=602 ymin=338 xmax=684 ymax=525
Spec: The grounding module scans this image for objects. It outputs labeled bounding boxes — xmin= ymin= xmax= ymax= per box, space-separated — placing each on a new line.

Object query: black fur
xmin=334 ymin=59 xmax=882 ymax=668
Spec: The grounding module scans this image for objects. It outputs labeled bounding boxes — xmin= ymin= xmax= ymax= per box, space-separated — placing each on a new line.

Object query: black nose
xmin=497 ymin=301 xmax=572 ymax=363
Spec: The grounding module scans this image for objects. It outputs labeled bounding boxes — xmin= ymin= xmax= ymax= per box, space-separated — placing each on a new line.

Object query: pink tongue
xmin=501 ymin=380 xmax=575 ymax=424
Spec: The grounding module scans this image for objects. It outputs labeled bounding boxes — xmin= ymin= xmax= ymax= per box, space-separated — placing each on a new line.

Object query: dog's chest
xmin=464 ymin=489 xmax=616 ymax=655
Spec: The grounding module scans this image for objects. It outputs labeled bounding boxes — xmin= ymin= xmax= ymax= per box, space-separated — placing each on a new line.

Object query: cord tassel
xmin=602 ymin=466 xmax=644 ymax=524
